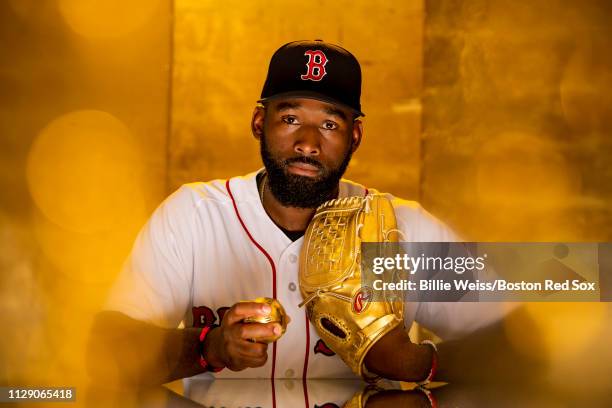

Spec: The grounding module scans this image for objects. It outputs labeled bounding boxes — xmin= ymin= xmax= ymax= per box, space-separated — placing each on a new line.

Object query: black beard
xmin=260 ymin=132 xmax=353 ymax=209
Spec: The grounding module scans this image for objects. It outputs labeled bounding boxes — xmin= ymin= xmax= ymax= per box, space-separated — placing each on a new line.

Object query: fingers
xmin=217 ymin=302 xmax=284 ymax=371
xmin=238 ymin=322 xmax=281 ymax=342
xmin=225 ymin=302 xmax=271 ymax=326
xmin=233 ymin=349 xmax=268 ymax=369
xmin=226 ymin=337 xmax=269 ymax=370
xmin=236 ymin=340 xmax=268 ymax=358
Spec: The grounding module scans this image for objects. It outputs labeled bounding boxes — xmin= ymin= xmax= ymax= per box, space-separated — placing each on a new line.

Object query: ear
xmin=350 ymin=119 xmax=363 ymax=153
xmin=251 ymin=106 xmax=265 ymax=140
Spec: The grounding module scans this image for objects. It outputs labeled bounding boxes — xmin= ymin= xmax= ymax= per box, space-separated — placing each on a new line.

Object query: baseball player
xmin=89 ymin=40 xmax=508 ymax=389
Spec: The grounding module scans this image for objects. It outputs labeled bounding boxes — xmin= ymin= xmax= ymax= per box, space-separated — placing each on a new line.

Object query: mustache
xmin=284 ymin=156 xmax=324 ymax=170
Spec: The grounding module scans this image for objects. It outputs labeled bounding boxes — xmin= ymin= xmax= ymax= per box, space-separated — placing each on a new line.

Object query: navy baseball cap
xmin=259 ymin=40 xmax=364 ymax=117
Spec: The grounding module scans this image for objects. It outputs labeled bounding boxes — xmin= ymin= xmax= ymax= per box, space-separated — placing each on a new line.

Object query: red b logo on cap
xmin=301 ymin=50 xmax=328 ymax=81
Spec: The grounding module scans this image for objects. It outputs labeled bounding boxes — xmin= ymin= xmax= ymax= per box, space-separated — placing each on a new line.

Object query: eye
xmin=282 ymin=115 xmax=299 ymax=125
xmin=322 ymin=121 xmax=338 ymax=130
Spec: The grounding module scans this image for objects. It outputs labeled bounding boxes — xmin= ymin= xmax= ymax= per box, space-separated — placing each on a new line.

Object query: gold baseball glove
xmin=299 ymin=194 xmax=404 ymax=380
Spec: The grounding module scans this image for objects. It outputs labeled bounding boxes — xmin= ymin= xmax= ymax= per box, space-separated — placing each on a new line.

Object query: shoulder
xmin=390 ymin=196 xmax=459 ymax=241
xmin=338 ymin=178 xmax=368 ymax=198
xmin=150 ymin=172 xmax=260 ymax=231
xmin=152 ymin=180 xmax=228 ymax=219
xmin=177 ymin=179 xmax=232 ymax=206
xmin=163 ymin=170 xmax=259 ymax=211
xmin=344 ymin=180 xmax=460 ymax=242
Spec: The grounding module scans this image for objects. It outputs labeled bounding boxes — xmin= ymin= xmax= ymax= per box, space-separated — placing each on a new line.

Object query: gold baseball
xmin=242 ymin=297 xmax=288 ymax=343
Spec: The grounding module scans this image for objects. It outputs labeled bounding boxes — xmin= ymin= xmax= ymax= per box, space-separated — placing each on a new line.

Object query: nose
xmin=294 ymin=125 xmax=321 ymax=156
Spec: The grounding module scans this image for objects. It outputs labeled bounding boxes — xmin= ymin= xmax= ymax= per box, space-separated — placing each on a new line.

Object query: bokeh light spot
xmin=26 ymin=110 xmax=143 ymax=234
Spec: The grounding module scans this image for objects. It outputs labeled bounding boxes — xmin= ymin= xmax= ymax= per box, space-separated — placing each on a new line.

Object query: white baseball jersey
xmin=105 ymin=170 xmax=509 ymax=380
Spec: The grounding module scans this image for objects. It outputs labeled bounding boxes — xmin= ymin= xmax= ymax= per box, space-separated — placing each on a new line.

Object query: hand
xmin=364 ymin=326 xmax=433 ymax=382
xmin=203 ymin=302 xmax=282 ymax=371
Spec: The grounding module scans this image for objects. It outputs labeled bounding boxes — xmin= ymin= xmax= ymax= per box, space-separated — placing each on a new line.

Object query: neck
xmin=261 ymin=177 xmax=338 ymax=232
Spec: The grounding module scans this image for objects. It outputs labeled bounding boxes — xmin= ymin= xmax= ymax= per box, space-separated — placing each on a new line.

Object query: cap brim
xmin=258 ymin=91 xmax=365 ymax=117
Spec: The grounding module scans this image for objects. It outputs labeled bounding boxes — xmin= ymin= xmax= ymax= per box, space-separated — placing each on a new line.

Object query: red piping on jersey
xmin=226 ymin=179 xmax=278 ymax=299
xmin=226 ymin=178 xmax=278 ymax=408
xmin=302 ymin=312 xmax=310 ymax=408
xmin=271 ymin=377 xmax=277 ymax=408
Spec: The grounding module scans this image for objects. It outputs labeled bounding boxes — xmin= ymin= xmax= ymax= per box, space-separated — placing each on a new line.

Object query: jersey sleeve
xmin=391 ymin=197 xmax=513 ymax=340
xmin=104 ymin=186 xmax=196 ymax=328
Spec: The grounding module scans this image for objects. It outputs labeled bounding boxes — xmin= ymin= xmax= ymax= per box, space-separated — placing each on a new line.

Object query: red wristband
xmin=418 ymin=340 xmax=438 ymax=385
xmin=417 ymin=386 xmax=438 ymax=408
xmin=198 ymin=326 xmax=223 ymax=372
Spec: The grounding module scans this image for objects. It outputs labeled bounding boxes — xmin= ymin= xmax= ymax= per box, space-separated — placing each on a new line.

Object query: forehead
xmin=266 ymin=97 xmax=352 ymax=120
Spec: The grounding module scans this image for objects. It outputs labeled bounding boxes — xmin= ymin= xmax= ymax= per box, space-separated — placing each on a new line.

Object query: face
xmin=252 ymin=97 xmax=363 ymax=209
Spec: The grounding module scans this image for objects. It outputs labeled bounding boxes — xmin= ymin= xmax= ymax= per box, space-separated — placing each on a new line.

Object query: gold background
xmin=1 ymin=0 xmax=611 ymax=392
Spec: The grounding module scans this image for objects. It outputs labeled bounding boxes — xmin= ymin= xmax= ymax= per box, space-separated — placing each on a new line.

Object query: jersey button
xmin=284 ymin=368 xmax=295 ymax=378
xmin=288 ymin=282 xmax=297 ymax=292
xmin=289 ymin=254 xmax=298 ymax=263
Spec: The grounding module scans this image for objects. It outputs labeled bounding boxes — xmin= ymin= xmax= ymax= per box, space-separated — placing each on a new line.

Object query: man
xmin=89 ymin=40 xmax=507 ymax=387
